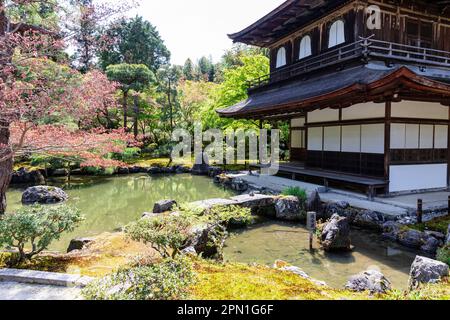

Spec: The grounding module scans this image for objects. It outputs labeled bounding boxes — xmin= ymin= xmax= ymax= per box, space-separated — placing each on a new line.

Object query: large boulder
xmin=22 ymin=186 xmax=68 ymax=205
xmin=321 ymin=214 xmax=352 ymax=252
xmin=398 ymin=229 xmax=427 ymax=250
xmin=409 ymin=256 xmax=449 ymax=289
xmin=352 ymin=210 xmax=384 ymax=231
xmin=11 ymin=168 xmax=46 ymax=185
xmin=67 ymin=238 xmax=94 ymax=253
xmin=186 ymin=223 xmax=227 ymax=259
xmin=153 ymin=200 xmax=177 ymax=213
xmin=231 ymin=194 xmax=276 ymax=217
xmin=345 ymin=269 xmax=392 ymax=294
xmin=274 ymin=196 xmax=302 ymax=221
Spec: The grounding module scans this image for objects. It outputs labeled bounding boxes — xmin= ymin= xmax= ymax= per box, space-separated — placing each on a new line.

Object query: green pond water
xmin=223 ymin=222 xmax=417 ymax=290
xmin=6 ymin=174 xmax=236 ymax=252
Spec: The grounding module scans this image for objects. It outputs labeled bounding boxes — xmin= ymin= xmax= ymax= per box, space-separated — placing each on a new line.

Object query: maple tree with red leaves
xmin=0 ymin=0 xmax=135 ymax=214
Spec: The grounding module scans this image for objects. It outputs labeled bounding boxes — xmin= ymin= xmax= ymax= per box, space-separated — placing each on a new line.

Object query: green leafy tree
xmin=157 ymin=65 xmax=182 ymax=132
xmin=0 ymin=205 xmax=84 ymax=263
xmin=125 ymin=214 xmax=192 ymax=259
xmin=202 ymin=53 xmax=270 ymax=130
xmin=98 ymin=16 xmax=171 ymax=73
xmin=106 ymin=64 xmax=155 ymax=135
xmin=182 ymin=58 xmax=194 ymax=81
xmin=197 ymin=56 xmax=214 ymax=82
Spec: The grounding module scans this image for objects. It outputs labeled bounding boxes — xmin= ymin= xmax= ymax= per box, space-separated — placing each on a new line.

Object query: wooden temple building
xmin=217 ymin=0 xmax=450 ymax=198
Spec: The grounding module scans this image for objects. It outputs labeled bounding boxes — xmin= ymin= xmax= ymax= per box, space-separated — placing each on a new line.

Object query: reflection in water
xmin=6 ymin=174 xmax=235 ymax=252
xmin=224 ymin=222 xmax=417 ymax=290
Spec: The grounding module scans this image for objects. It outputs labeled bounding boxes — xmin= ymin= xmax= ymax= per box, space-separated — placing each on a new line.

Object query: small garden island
xmin=0 ymin=0 xmax=449 ymax=301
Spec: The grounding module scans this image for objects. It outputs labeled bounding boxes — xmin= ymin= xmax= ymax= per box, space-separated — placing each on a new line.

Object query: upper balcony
xmin=247 ymin=37 xmax=450 ymax=92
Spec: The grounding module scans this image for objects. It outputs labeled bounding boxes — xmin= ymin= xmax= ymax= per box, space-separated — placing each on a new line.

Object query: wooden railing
xmin=247 ymin=37 xmax=450 ymax=91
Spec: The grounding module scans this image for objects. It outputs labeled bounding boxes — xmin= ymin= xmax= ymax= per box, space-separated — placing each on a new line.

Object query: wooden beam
xmin=384 ymin=100 xmax=392 ymax=195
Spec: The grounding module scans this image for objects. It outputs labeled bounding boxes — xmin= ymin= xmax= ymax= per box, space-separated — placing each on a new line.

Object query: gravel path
xmin=0 ymin=281 xmax=82 ymax=300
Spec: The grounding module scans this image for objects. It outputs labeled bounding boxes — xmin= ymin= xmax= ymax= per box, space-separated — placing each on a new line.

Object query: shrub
xmin=282 ymin=187 xmax=307 ymax=203
xmin=207 ymin=205 xmax=254 ymax=228
xmin=112 ymin=147 xmax=141 ymax=162
xmin=82 ymin=257 xmax=195 ymax=300
xmin=282 ymin=187 xmax=308 ymax=214
xmin=437 ymin=245 xmax=450 ymax=266
xmin=125 ymin=214 xmax=193 ymax=258
xmin=0 ymin=205 xmax=84 ymax=263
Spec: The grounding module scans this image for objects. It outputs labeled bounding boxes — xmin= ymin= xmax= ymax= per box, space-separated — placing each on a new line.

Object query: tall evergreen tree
xmin=98 ymin=16 xmax=171 ymax=73
xmin=183 ymin=58 xmax=194 ymax=81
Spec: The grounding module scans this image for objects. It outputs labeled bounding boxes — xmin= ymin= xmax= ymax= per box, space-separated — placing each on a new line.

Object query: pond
xmin=6 ymin=174 xmax=236 ymax=252
xmin=223 ymin=222 xmax=417 ymax=290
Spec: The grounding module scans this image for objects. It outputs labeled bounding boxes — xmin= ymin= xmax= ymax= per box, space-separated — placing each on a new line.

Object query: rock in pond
xmin=409 ymin=256 xmax=449 ymax=289
xmin=147 ymin=167 xmax=162 ymax=175
xmin=117 ymin=167 xmax=130 ymax=174
xmin=420 ymin=237 xmax=442 ymax=254
xmin=274 ymin=196 xmax=302 ymax=221
xmin=398 ymin=229 xmax=427 ymax=250
xmin=11 ymin=168 xmax=46 ymax=185
xmin=22 ymin=186 xmax=68 ymax=205
xmin=345 ymin=269 xmax=392 ymax=294
xmin=153 ymin=200 xmax=178 ymax=213
xmin=67 ymin=238 xmax=94 ymax=253
xmin=382 ymin=221 xmax=402 ymax=241
xmin=321 ymin=214 xmax=352 ymax=252
xmin=352 ymin=210 xmax=384 ymax=231
xmin=51 ymin=168 xmax=69 ymax=177
xmin=230 ymin=179 xmax=249 ymax=192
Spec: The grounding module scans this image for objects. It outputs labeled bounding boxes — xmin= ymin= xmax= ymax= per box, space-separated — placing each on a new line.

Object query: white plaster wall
xmin=361 ymin=124 xmax=384 ymax=154
xmin=391 ymin=124 xmax=406 ymax=149
xmin=389 ymin=164 xmax=448 ymax=192
xmin=291 ymin=118 xmax=305 ymax=127
xmin=391 ymin=124 xmax=448 ymax=149
xmin=419 ymin=125 xmax=434 ymax=149
xmin=307 ymin=108 xmax=339 ymax=123
xmin=405 ymin=124 xmax=420 ymax=149
xmin=342 ymin=102 xmax=385 ymax=120
xmin=435 ymin=125 xmax=448 ymax=149
xmin=291 ymin=130 xmax=304 ymax=148
xmin=341 ymin=125 xmax=361 ymax=152
xmin=308 ymin=127 xmax=323 ymax=151
xmin=323 ymin=126 xmax=341 ymax=151
xmin=391 ymin=101 xmax=449 ymax=120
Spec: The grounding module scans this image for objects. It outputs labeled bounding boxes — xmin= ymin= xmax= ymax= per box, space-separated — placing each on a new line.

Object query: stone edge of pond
xmin=0 ymin=268 xmax=94 ymax=288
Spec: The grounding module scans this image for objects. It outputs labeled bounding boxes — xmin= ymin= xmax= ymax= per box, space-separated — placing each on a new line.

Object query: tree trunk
xmin=123 ymin=91 xmax=128 ymax=130
xmin=133 ymin=95 xmax=139 ymax=138
xmin=0 ymin=121 xmax=13 ymax=215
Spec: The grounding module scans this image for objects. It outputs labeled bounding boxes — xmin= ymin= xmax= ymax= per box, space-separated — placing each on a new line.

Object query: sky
xmin=129 ymin=0 xmax=285 ymax=65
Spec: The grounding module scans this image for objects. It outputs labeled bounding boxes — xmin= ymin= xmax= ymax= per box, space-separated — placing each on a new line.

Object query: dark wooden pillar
xmin=447 ymin=107 xmax=450 ymax=189
xmin=384 ymin=101 xmax=392 ymax=195
xmin=304 ymin=112 xmax=309 ymax=168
